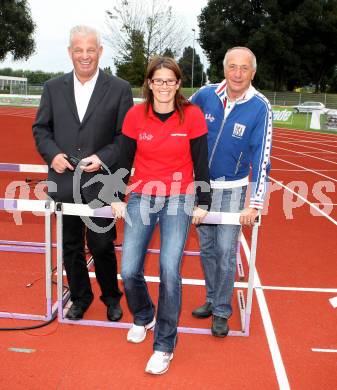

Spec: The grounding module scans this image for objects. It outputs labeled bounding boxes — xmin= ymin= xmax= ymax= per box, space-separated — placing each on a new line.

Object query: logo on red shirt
xmin=139 ymin=132 xmax=154 ymax=141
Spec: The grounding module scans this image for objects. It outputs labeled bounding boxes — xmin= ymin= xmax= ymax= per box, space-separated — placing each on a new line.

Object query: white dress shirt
xmin=73 ymin=68 xmax=99 ymax=122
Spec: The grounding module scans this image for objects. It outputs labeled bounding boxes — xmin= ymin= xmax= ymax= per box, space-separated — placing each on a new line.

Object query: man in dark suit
xmin=33 ymin=25 xmax=133 ymax=321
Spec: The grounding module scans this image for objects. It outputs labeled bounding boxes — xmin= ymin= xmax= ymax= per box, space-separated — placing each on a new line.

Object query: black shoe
xmin=211 ymin=315 xmax=229 ymax=337
xmin=65 ymin=304 xmax=87 ymax=320
xmin=107 ymin=302 xmax=123 ymax=321
xmin=192 ymin=302 xmax=213 ymax=318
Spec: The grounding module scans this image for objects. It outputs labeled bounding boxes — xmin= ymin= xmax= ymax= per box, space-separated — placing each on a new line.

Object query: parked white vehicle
xmin=293 ymin=101 xmax=327 ymax=113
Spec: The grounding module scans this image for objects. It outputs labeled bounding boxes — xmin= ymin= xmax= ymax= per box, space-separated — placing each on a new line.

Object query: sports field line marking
xmin=274 ymin=131 xmax=337 ymax=144
xmin=271 ymin=154 xmax=337 ymax=159
xmin=273 ymin=136 xmax=337 ymax=144
xmin=274 ymin=127 xmax=337 ymax=140
xmin=257 ymin=286 xmax=337 ymax=293
xmin=62 ymin=270 xmax=337 ymax=293
xmin=274 ymin=151 xmax=337 ymax=155
xmin=311 ymin=348 xmax=337 ymax=353
xmin=311 ymin=202 xmax=337 ymax=206
xmin=273 ymin=134 xmax=337 ymax=145
xmin=271 ymin=168 xmax=337 ymax=172
xmin=273 ymin=138 xmax=337 ymax=153
xmin=8 ymin=347 xmax=36 ymax=353
xmin=271 ymin=157 xmax=337 ymax=182
xmin=240 ymin=234 xmax=290 ymax=390
xmin=273 ymin=146 xmax=337 ymax=166
xmin=0 ymin=114 xmax=35 ymax=118
xmin=84 ymin=271 xmax=248 ymax=288
xmin=329 ymin=296 xmax=337 ymax=308
xmin=269 ymin=176 xmax=337 ymax=226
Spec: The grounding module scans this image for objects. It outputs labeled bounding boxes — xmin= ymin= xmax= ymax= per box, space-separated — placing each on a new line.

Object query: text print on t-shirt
xmin=139 ymin=132 xmax=154 ymax=141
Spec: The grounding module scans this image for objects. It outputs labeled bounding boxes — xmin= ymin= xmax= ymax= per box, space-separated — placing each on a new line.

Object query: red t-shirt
xmin=122 ymin=103 xmax=207 ymax=196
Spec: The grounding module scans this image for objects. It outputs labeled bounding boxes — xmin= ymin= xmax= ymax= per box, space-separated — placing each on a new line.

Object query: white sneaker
xmin=145 ymin=351 xmax=174 ymax=375
xmin=127 ymin=318 xmax=156 ymax=343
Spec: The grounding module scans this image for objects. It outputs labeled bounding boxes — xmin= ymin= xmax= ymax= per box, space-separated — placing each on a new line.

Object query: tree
xmin=103 ymin=66 xmax=113 ymax=75
xmin=198 ymin=0 xmax=264 ymax=84
xmin=115 ymin=29 xmax=147 ymax=86
xmin=106 ymin=0 xmax=186 ymax=84
xmin=0 ymin=68 xmax=64 ymax=85
xmin=178 ymin=46 xmax=205 ymax=88
xmin=198 ymin=0 xmax=337 ymax=91
xmin=0 ymin=0 xmax=35 ymax=61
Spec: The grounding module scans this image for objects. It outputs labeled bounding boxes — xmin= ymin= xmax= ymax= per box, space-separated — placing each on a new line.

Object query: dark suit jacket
xmin=33 ymin=69 xmax=133 ymax=203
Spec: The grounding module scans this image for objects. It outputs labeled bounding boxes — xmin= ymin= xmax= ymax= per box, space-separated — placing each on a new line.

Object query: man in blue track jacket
xmin=190 ymin=47 xmax=272 ymax=337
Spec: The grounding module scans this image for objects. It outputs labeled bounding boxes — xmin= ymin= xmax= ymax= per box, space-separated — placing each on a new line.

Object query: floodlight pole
xmin=191 ymin=28 xmax=196 ymax=90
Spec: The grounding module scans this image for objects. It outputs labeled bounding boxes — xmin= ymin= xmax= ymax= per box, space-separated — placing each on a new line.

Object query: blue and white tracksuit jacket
xmin=190 ymin=80 xmax=273 ymax=209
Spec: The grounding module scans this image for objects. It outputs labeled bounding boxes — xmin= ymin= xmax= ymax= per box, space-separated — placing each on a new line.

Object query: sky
xmin=1 ymin=0 xmax=208 ymax=73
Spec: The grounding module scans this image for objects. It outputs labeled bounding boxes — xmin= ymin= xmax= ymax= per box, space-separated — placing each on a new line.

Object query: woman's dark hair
xmin=142 ymin=56 xmax=190 ymax=122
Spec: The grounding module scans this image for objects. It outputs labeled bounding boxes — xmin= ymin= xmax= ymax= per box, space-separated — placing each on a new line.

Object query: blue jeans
xmin=121 ymin=192 xmax=194 ymax=353
xmin=197 ymin=186 xmax=247 ymax=319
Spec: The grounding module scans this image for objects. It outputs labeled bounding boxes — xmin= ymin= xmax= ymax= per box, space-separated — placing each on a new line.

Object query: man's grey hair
xmin=223 ymin=47 xmax=257 ymax=70
xmin=69 ymin=25 xmax=101 ymax=47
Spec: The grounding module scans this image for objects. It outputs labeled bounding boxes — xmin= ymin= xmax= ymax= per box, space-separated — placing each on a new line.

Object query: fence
xmin=262 ymin=91 xmax=337 ymax=109
xmin=4 ymin=86 xmax=337 ymax=110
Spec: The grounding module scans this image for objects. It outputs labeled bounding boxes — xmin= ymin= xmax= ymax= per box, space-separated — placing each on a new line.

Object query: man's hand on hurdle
xmin=239 ymin=207 xmax=259 ymax=226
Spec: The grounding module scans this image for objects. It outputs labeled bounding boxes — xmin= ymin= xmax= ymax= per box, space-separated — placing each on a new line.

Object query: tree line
xmin=0 ymin=68 xmax=64 ymax=86
xmin=199 ymin=0 xmax=337 ymax=92
xmin=2 ymin=0 xmax=337 ymax=92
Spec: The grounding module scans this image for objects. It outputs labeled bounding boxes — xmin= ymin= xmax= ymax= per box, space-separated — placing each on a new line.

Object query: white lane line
xmin=311 ymin=348 xmax=337 ymax=353
xmin=241 ymin=234 xmax=290 ymax=390
xmin=86 ymin=269 xmax=337 ymax=293
xmin=274 ymin=132 xmax=337 ymax=144
xmin=273 ymin=136 xmax=337 ymax=144
xmin=273 ymin=146 xmax=337 ymax=165
xmin=274 ymin=128 xmax=337 ymax=140
xmin=273 ymin=134 xmax=337 ymax=145
xmin=271 ymin=169 xmax=337 ymax=172
xmin=65 ymin=269 xmax=337 ymax=293
xmin=269 ymin=177 xmax=337 ymax=226
xmin=329 ymin=296 xmax=337 ymax=308
xmin=81 ymin=271 xmax=249 ymax=287
xmin=274 ymin=128 xmax=337 ymax=137
xmin=8 ymin=347 xmax=36 ymax=353
xmin=271 ymin=157 xmax=337 ymax=182
xmin=311 ymin=203 xmax=337 ymax=206
xmin=259 ymin=286 xmax=337 ymax=293
xmin=273 ymin=138 xmax=337 ymax=153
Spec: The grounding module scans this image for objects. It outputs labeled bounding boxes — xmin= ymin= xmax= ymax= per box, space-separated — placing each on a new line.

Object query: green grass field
xmin=272 ymin=105 xmax=337 ymax=134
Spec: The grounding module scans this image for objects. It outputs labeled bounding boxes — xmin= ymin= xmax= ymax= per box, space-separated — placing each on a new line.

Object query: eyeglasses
xmin=151 ymin=78 xmax=178 ymax=86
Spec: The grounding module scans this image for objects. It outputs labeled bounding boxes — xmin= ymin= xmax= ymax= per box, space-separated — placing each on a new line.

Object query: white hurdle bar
xmin=0 ymin=163 xmax=48 ymax=173
xmin=55 ymin=201 xmax=260 ymax=336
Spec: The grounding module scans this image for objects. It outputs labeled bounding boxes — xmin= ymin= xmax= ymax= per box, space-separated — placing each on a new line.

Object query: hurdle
xmin=55 ymin=202 xmax=260 ymax=337
xmin=0 ymin=198 xmax=61 ymax=321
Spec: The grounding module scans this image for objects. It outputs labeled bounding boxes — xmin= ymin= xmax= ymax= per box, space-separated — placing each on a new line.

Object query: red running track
xmin=0 ymin=107 xmax=336 ymax=389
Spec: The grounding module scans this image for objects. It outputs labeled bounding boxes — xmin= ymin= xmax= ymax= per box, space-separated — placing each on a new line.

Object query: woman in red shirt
xmin=111 ymin=56 xmax=210 ymax=375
